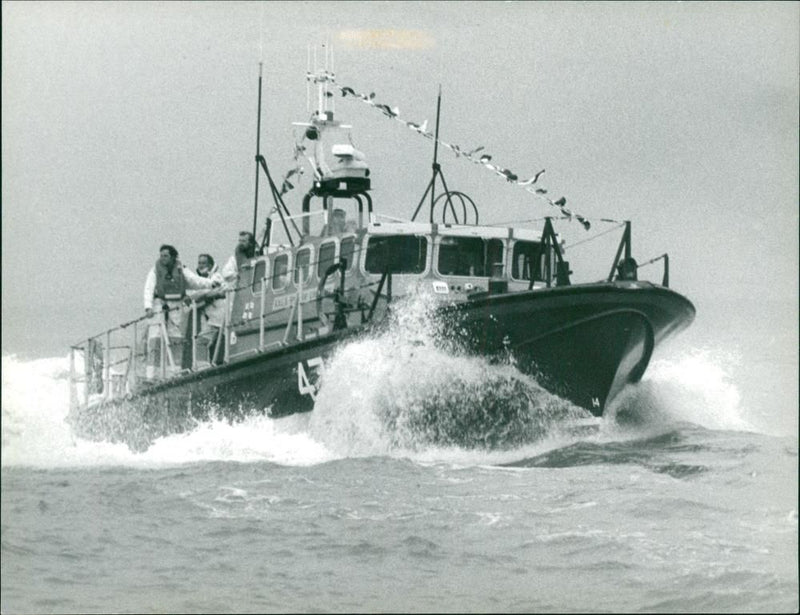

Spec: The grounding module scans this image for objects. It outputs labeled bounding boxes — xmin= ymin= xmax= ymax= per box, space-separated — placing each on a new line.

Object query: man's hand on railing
xmin=145 ymin=308 xmax=154 ymax=319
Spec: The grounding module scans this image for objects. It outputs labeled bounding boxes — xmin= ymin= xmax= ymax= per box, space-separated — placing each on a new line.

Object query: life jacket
xmin=154 ymin=259 xmax=187 ymax=302
xmin=234 ymin=244 xmax=255 ymax=271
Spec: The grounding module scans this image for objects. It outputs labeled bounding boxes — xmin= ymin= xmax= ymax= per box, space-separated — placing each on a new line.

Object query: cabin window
xmin=486 ymin=239 xmax=504 ymax=276
xmin=511 ymin=240 xmax=548 ymax=281
xmin=272 ymin=253 xmax=290 ymax=290
xmin=252 ymin=259 xmax=268 ymax=293
xmin=365 ymin=235 xmax=427 ymax=274
xmin=437 ymin=236 xmax=504 ymax=277
xmin=294 ymin=247 xmax=312 ymax=285
xmin=340 ymin=236 xmax=356 ymax=271
xmin=317 ymin=241 xmax=337 ymax=279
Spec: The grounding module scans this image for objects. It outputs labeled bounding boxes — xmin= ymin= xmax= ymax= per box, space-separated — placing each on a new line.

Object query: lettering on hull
xmin=274 ymin=291 xmax=316 ymax=311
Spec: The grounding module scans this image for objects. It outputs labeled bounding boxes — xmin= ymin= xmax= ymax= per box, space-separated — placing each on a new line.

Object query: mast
xmin=430 ymin=84 xmax=442 ymax=212
xmin=252 ymin=62 xmax=264 ymax=240
xmin=412 ymin=85 xmax=456 ymax=223
xmin=292 ymin=44 xmax=371 ymax=236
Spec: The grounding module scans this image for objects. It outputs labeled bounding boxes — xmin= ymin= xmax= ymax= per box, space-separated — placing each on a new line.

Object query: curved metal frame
xmin=433 ymin=190 xmax=479 ymax=225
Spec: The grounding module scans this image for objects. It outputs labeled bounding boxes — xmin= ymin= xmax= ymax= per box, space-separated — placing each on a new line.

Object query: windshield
xmin=365 ymin=235 xmax=428 ymax=274
xmin=437 ymin=236 xmax=504 ymax=277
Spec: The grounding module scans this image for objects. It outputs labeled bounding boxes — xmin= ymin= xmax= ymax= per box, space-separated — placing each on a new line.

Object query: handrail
xmin=68 ymin=348 xmax=78 ymax=413
xmin=191 ymin=300 xmax=198 ymax=370
xmin=69 ymin=250 xmax=402 ymax=410
xmin=70 ymin=263 xmax=399 ymax=404
xmin=224 ymin=292 xmax=231 ymax=363
xmin=73 ymin=272 xmax=389 ymax=365
xmin=130 ymin=321 xmax=139 ymax=392
xmin=74 ymin=222 xmax=569 ymax=351
xmin=103 ymin=329 xmax=110 ymax=401
xmin=315 ymin=260 xmax=348 ymax=331
xmin=283 ymin=300 xmax=298 ymax=345
xmin=212 ymin=323 xmax=225 ymax=366
xmin=296 ymin=273 xmax=304 ymax=341
xmin=259 ymin=276 xmax=267 ymax=349
xmin=367 ymin=268 xmax=392 ymax=322
xmin=635 ymin=252 xmax=670 ymax=287
xmin=608 ymin=220 xmax=633 ymax=282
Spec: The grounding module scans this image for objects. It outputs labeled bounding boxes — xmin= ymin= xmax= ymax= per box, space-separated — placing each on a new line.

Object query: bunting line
xmin=275 ymin=72 xmax=596 ymax=230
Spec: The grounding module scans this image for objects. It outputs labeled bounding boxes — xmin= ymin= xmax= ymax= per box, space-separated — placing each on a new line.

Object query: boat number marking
xmin=592 ymin=397 xmax=600 ymax=408
xmin=297 ymin=356 xmax=323 ymax=401
xmin=432 ymin=281 xmax=449 ymax=294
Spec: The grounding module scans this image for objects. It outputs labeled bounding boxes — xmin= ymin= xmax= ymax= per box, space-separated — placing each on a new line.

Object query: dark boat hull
xmin=67 ymin=281 xmax=694 ymax=450
xmin=449 ymin=281 xmax=695 ymax=414
xmin=66 ymin=329 xmax=362 ymax=451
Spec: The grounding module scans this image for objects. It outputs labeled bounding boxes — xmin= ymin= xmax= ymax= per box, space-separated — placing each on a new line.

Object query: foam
xmin=1 ymin=354 xmax=332 ymax=468
xmin=1 ymin=301 xmax=759 ymax=468
xmin=606 ymin=347 xmax=753 ymax=432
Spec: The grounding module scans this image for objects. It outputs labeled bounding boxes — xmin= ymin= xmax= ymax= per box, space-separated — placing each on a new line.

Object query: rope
xmin=636 ymin=253 xmax=667 ymax=269
xmin=326 ymin=74 xmax=594 ymax=229
xmin=563 ymin=222 xmax=626 ymax=251
xmin=272 ymin=70 xmax=596 ymax=230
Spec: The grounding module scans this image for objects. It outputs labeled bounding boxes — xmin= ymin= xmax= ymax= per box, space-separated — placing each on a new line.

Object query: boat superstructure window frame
xmin=317 ymin=240 xmax=338 ymax=280
xmin=252 ymin=258 xmax=269 ymax=294
xmin=272 ymin=252 xmax=292 ymax=291
xmin=339 ymin=234 xmax=358 ymax=272
xmin=436 ymin=235 xmax=505 ymax=278
xmin=293 ymin=245 xmax=314 ymax=286
xmin=364 ymin=234 xmax=429 ymax=275
xmin=510 ymin=239 xmax=553 ymax=282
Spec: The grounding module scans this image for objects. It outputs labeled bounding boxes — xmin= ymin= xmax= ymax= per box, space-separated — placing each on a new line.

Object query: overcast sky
xmin=2 ymin=1 xmax=798 ymax=358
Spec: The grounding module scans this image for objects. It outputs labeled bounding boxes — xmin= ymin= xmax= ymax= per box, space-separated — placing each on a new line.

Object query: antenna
xmin=258 ymin=2 xmax=264 ymax=62
xmin=306 ymin=44 xmax=310 ymax=113
xmin=330 ymin=42 xmax=335 ymax=114
xmin=252 ymin=62 xmax=264 ymax=239
xmin=323 ymin=40 xmax=329 ymax=109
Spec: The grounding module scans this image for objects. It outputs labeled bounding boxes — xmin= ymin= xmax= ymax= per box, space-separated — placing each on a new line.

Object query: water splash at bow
xmin=308 ymin=290 xmax=590 ymax=456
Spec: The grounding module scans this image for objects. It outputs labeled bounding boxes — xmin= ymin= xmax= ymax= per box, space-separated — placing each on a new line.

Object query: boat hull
xmin=67 ymin=330 xmax=359 ymax=451
xmin=449 ymin=281 xmax=695 ymax=414
xmin=67 ymin=281 xmax=694 ymax=450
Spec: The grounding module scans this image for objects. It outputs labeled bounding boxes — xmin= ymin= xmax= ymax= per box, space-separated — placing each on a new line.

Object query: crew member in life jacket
xmin=143 ymin=244 xmax=215 ymax=379
xmin=183 ymin=253 xmax=227 ymax=368
xmin=220 ymin=231 xmax=257 ymax=282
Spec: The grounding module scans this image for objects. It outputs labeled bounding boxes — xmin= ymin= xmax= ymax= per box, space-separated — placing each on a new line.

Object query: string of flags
xmin=275 ymin=71 xmax=595 ymax=230
xmin=275 ymin=138 xmax=310 ymax=197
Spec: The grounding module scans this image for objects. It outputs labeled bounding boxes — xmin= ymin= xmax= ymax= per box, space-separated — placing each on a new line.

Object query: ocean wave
xmin=0 ymin=327 xmax=763 ymax=470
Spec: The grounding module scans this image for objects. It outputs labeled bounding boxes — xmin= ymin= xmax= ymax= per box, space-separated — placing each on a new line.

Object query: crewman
xmin=329 ymin=208 xmax=347 ymax=235
xmin=325 ymin=208 xmax=357 ymax=236
xmin=185 ymin=253 xmax=227 ymax=367
xmin=196 ymin=253 xmax=215 ymax=278
xmin=221 ymin=231 xmax=257 ymax=283
xmin=143 ymin=244 xmax=215 ymax=379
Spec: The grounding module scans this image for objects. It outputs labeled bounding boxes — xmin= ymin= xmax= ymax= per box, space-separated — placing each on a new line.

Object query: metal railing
xmin=68 ymin=269 xmax=392 ymax=412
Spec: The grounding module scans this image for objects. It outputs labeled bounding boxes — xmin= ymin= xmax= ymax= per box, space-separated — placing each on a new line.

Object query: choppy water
xmin=2 ymin=318 xmax=798 ymax=613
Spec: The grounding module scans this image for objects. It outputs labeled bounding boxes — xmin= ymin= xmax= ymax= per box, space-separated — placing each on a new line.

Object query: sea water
xmin=1 ymin=299 xmax=797 ymax=613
